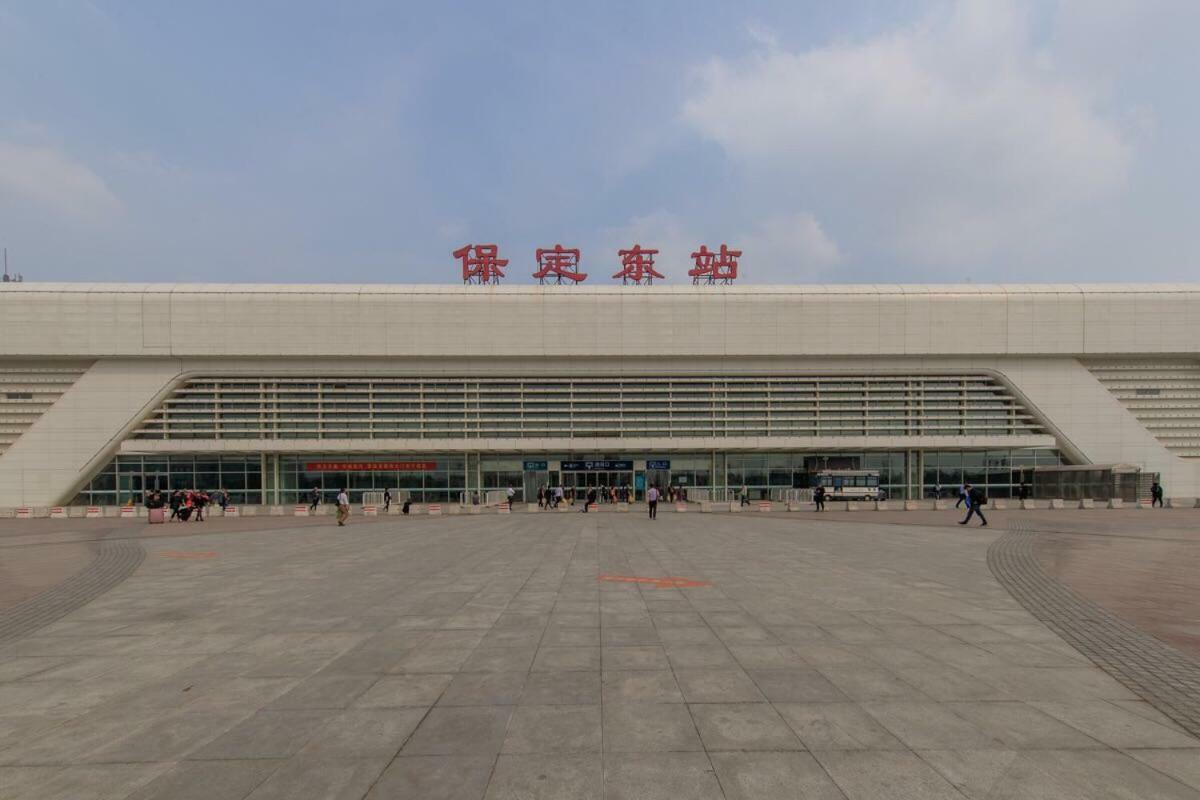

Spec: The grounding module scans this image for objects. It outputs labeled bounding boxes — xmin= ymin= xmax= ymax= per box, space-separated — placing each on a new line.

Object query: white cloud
xmin=740 ymin=212 xmax=842 ymax=282
xmin=0 ymin=140 xmax=122 ymax=225
xmin=681 ymin=0 xmax=1132 ymax=266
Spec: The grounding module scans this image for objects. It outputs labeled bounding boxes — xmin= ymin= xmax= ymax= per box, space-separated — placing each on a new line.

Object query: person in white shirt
xmin=336 ymin=488 xmax=350 ymax=526
xmin=647 ymin=485 xmax=659 ymax=519
xmin=506 ymin=486 xmax=515 ymax=504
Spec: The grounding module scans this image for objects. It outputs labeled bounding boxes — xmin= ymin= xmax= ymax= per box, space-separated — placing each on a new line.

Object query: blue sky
xmin=1 ymin=0 xmax=1197 ymax=283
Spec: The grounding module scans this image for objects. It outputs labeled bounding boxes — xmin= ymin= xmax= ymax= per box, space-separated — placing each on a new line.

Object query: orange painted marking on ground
xmin=159 ymin=551 xmax=219 ymax=560
xmin=597 ymin=574 xmax=710 ymax=589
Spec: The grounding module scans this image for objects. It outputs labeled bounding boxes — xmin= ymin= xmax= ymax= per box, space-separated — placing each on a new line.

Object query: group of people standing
xmin=537 ymin=484 xmax=634 ymax=508
xmin=143 ymin=488 xmax=230 ymax=522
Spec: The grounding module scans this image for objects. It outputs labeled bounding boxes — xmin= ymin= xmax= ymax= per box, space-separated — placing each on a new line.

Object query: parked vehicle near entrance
xmin=813 ymin=469 xmax=884 ymax=501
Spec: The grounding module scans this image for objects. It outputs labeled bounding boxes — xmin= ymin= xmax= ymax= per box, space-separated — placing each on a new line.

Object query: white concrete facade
xmin=1 ymin=282 xmax=1197 ymax=506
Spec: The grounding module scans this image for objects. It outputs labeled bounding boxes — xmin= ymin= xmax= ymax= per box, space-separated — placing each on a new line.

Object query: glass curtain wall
xmin=278 ymin=455 xmax=467 ymax=504
xmin=71 ymin=455 xmax=262 ymax=506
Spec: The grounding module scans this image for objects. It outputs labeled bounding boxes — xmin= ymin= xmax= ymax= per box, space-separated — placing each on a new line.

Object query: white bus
xmin=812 ymin=470 xmax=884 ymax=501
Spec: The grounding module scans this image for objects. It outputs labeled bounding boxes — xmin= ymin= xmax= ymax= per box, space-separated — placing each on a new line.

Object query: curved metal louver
xmin=132 ymin=373 xmax=1045 ymax=442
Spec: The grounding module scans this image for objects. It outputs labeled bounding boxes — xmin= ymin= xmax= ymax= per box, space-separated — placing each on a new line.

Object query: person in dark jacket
xmin=958 ymin=483 xmax=988 ymax=526
xmin=1151 ymin=481 xmax=1164 ymax=507
xmin=813 ymin=485 xmax=826 ymax=512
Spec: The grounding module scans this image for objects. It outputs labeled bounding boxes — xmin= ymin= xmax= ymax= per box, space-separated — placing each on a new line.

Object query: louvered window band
xmin=0 ymin=362 xmax=91 ymax=454
xmin=132 ymin=374 xmax=1044 ymax=441
xmin=1087 ymin=360 xmax=1200 ymax=458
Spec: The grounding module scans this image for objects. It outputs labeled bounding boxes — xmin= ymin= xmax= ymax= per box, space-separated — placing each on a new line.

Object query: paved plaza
xmin=1 ymin=509 xmax=1200 ymax=799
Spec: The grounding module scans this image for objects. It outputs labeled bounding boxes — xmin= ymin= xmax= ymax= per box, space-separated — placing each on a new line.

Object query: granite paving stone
xmin=4 ymin=510 xmax=1200 ymax=798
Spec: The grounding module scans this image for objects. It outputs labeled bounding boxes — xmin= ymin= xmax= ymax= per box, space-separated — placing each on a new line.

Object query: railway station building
xmin=0 ymin=283 xmax=1197 ymax=507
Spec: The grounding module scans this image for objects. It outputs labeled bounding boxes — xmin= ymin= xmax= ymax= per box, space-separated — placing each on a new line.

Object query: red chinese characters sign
xmin=450 ymin=242 xmax=744 ymax=284
xmin=453 ymin=244 xmax=508 ymax=284
xmin=533 ymin=244 xmax=586 ymax=284
xmin=304 ymin=461 xmax=438 ymax=472
xmin=689 ymin=244 xmax=741 ymax=284
xmin=613 ymin=244 xmax=663 ymax=284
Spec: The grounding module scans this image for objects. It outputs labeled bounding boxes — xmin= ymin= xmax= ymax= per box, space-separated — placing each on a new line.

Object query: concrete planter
xmin=729 ymin=502 xmax=742 ymax=513
xmin=1166 ymin=497 xmax=1197 ymax=508
xmin=1049 ymin=498 xmax=1065 ymax=509
xmin=617 ymin=503 xmax=630 ymax=512
xmin=1020 ymin=499 xmax=1038 ymax=510
xmin=699 ymin=501 xmax=712 ymax=513
xmin=989 ymin=499 xmax=1006 ymax=510
xmin=1078 ymin=498 xmax=1094 ymax=509
xmin=1107 ymin=499 xmax=1123 ymax=509
xmin=874 ymin=501 xmax=889 ymax=511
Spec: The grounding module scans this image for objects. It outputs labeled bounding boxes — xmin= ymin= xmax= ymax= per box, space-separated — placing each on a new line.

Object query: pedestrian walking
xmin=959 ymin=483 xmax=988 ymax=526
xmin=402 ymin=498 xmax=411 ymax=515
xmin=169 ymin=490 xmax=183 ymax=521
xmin=582 ymin=487 xmax=596 ymax=512
xmin=336 ymin=488 xmax=350 ymax=526
xmin=309 ymin=486 xmax=320 ymax=511
xmin=955 ymin=483 xmax=967 ymax=508
xmin=814 ymin=485 xmax=826 ymax=511
xmin=647 ymin=485 xmax=659 ymax=519
xmin=537 ymin=486 xmax=545 ymax=509
xmin=1151 ymin=481 xmax=1164 ymax=507
xmin=506 ymin=486 xmax=516 ymax=506
xmin=384 ymin=489 xmax=392 ymax=512
xmin=740 ymin=485 xmax=750 ymax=507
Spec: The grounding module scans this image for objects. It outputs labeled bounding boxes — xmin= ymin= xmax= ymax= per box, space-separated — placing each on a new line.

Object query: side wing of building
xmin=0 ymin=283 xmax=1197 ymax=506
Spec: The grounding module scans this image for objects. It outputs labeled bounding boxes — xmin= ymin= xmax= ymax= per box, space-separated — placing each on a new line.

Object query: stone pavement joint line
xmin=0 ymin=539 xmax=145 ymax=645
xmin=989 ymin=522 xmax=1200 ymax=738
